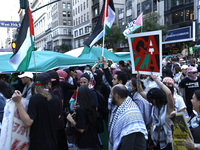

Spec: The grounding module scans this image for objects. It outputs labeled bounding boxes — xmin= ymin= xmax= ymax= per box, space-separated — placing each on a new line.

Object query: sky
xmin=0 ymin=0 xmax=20 ymax=48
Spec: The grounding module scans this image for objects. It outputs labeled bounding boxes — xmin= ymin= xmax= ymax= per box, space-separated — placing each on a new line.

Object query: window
xmin=153 ymin=0 xmax=157 ymax=11
xmin=94 ymin=7 xmax=98 ymax=17
xmin=185 ymin=0 xmax=193 ymax=4
xmin=81 ymin=16 xmax=83 ymax=23
xmin=63 ymin=29 xmax=67 ymax=34
xmin=62 ymin=3 xmax=66 ymax=9
xmin=67 ymin=3 xmax=71 ymax=9
xmin=172 ymin=11 xmax=184 ymax=24
xmin=118 ymin=8 xmax=124 ymax=14
xmin=164 ymin=0 xmax=170 ymax=11
xmin=142 ymin=0 xmax=151 ymax=15
xmin=79 ymin=28 xmax=83 ymax=35
xmin=171 ymin=0 xmax=183 ymax=7
xmin=76 ymin=18 xmax=78 ymax=25
xmin=63 ymin=11 xmax=66 ymax=17
xmin=81 ymin=4 xmax=82 ymax=11
xmin=69 ymin=29 xmax=72 ymax=35
xmin=87 ymin=12 xmax=89 ymax=20
xmin=137 ymin=4 xmax=140 ymax=16
xmin=75 ymin=31 xmax=78 ymax=37
xmin=126 ymin=16 xmax=132 ymax=23
xmin=68 ymin=20 xmax=71 ymax=25
xmin=74 ymin=20 xmax=75 ymax=26
xmin=165 ymin=15 xmax=170 ymax=25
xmin=119 ymin=18 xmax=124 ymax=26
xmin=84 ymin=2 xmax=85 ymax=9
xmin=76 ymin=8 xmax=77 ymax=15
xmin=185 ymin=8 xmax=194 ymax=21
xmin=84 ymin=14 xmax=86 ymax=21
xmin=80 ymin=39 xmax=84 ymax=46
xmin=79 ymin=17 xmax=80 ymax=24
xmin=78 ymin=6 xmax=80 ymax=13
xmin=63 ymin=20 xmax=67 ymax=25
xmin=87 ymin=0 xmax=88 ymax=8
xmin=126 ymin=0 xmax=132 ymax=10
xmin=85 ymin=26 xmax=89 ymax=33
xmin=68 ymin=12 xmax=71 ymax=17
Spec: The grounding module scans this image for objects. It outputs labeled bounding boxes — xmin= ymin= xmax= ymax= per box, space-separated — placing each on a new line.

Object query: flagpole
xmin=32 ymin=48 xmax=38 ymax=76
xmin=102 ymin=0 xmax=108 ymax=56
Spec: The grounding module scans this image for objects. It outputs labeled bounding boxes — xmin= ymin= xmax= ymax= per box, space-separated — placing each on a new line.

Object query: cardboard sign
xmin=127 ymin=30 xmax=162 ymax=76
xmin=168 ymin=112 xmax=193 ymax=150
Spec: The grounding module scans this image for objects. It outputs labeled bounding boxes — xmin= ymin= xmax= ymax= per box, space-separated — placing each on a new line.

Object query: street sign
xmin=0 ymin=21 xmax=21 ymax=28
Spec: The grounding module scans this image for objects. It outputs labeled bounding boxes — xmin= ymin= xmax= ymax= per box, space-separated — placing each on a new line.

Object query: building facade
xmin=72 ymin=0 xmax=92 ymax=48
xmin=163 ymin=0 xmax=194 ymax=55
xmin=30 ymin=0 xmax=73 ymax=51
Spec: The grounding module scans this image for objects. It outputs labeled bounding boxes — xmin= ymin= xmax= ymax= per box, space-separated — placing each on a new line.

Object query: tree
xmin=140 ymin=12 xmax=168 ymax=35
xmin=97 ymin=12 xmax=168 ymax=52
xmin=96 ymin=25 xmax=125 ymax=52
xmin=59 ymin=44 xmax=72 ymax=53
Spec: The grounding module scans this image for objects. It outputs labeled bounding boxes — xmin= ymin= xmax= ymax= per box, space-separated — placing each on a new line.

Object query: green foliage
xmin=97 ymin=12 xmax=168 ymax=51
xmin=59 ymin=44 xmax=72 ymax=53
xmin=141 ymin=12 xmax=168 ymax=35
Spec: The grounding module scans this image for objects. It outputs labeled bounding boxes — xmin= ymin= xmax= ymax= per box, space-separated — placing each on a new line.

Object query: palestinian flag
xmin=83 ymin=0 xmax=115 ymax=48
xmin=9 ymin=6 xmax=34 ymax=71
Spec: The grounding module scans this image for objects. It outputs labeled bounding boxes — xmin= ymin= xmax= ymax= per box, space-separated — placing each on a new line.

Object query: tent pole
xmin=32 ymin=48 xmax=38 ymax=76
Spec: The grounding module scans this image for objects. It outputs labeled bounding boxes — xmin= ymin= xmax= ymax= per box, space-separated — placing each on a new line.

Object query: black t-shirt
xmin=179 ymin=77 xmax=200 ymax=115
xmin=27 ymin=94 xmax=60 ymax=150
xmin=75 ymin=108 xmax=99 ymax=149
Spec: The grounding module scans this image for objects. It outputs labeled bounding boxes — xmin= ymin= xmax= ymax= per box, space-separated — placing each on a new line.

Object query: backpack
xmin=95 ymin=90 xmax=108 ymax=120
xmin=94 ymin=90 xmax=108 ymax=133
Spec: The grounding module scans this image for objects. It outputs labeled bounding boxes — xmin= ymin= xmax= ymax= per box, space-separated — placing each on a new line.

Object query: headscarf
xmin=187 ymin=66 xmax=198 ymax=81
xmin=56 ymin=70 xmax=67 ymax=82
xmin=94 ymin=69 xmax=103 ymax=84
xmin=162 ymin=77 xmax=174 ymax=86
xmin=75 ymin=70 xmax=83 ymax=84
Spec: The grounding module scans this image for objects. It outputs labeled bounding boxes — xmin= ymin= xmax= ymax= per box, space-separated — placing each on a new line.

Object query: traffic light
xmin=12 ymin=41 xmax=16 ymax=50
xmin=19 ymin=0 xmax=28 ymax=9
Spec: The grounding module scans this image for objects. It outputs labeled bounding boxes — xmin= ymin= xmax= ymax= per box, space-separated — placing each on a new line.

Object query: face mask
xmin=188 ymin=72 xmax=197 ymax=81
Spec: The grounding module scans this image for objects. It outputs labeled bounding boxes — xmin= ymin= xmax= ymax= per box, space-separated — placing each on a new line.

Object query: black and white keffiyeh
xmin=108 ymin=96 xmax=148 ymax=150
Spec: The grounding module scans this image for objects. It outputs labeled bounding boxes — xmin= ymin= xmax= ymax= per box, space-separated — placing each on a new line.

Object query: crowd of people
xmin=0 ymin=55 xmax=200 ymax=150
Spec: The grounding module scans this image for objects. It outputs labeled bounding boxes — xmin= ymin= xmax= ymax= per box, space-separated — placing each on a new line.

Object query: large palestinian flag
xmin=9 ymin=6 xmax=34 ymax=71
xmin=83 ymin=0 xmax=115 ymax=48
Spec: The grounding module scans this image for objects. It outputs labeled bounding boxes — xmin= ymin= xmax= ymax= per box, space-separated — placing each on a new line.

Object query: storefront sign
xmin=164 ymin=27 xmax=191 ymax=42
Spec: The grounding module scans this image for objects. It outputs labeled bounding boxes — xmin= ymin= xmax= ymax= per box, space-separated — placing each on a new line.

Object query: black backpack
xmin=93 ymin=90 xmax=108 ymax=133
xmin=95 ymin=90 xmax=108 ymax=120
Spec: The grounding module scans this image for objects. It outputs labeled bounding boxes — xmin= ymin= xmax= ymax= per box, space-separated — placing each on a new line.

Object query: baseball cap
xmin=181 ymin=65 xmax=188 ymax=70
xmin=18 ymin=72 xmax=33 ymax=79
xmin=35 ymin=73 xmax=56 ymax=85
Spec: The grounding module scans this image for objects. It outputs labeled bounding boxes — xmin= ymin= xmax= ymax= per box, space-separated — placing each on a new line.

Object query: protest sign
xmin=0 ymin=98 xmax=30 ymax=150
xmin=127 ymin=30 xmax=162 ymax=76
xmin=168 ymin=112 xmax=193 ymax=150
